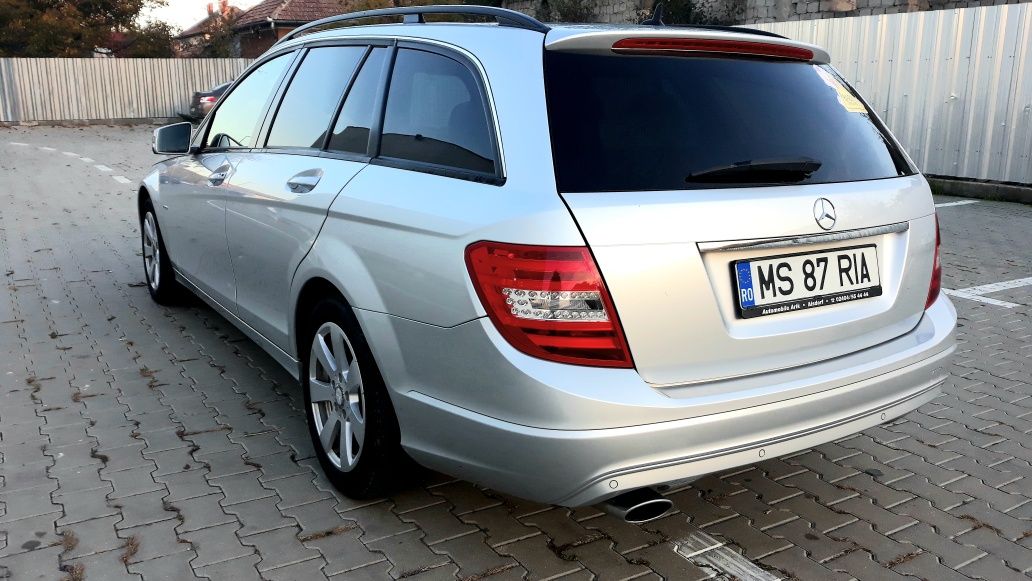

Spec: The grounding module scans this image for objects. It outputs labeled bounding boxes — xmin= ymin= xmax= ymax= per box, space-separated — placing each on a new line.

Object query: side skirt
xmin=174 ymin=268 xmax=302 ymax=381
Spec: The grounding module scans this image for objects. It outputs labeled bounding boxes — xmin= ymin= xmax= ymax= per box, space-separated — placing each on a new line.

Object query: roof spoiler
xmin=545 ymin=29 xmax=831 ymax=64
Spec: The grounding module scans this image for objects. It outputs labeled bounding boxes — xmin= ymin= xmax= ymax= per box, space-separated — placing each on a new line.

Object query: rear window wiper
xmin=685 ymin=157 xmax=822 ymax=184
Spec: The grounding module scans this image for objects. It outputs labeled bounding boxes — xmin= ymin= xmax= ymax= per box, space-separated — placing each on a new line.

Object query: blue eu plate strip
xmin=736 ymin=262 xmax=755 ymax=308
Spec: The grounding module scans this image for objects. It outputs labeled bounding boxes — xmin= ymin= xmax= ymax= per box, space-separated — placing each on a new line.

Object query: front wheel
xmin=302 ymin=298 xmax=406 ymax=498
xmin=140 ymin=200 xmax=184 ymax=305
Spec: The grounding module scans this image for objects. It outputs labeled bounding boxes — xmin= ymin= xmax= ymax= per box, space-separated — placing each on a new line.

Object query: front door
xmin=159 ymin=152 xmax=237 ymax=304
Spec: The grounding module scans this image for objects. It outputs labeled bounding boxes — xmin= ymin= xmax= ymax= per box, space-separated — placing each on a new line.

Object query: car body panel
xmin=225 ymin=151 xmax=367 ymax=349
xmin=157 ymin=152 xmax=237 ymax=305
xmin=561 ymin=175 xmax=936 ymax=385
xmin=361 ymin=295 xmax=954 ymax=504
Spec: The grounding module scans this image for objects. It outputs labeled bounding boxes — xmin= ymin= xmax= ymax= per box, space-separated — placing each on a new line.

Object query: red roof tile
xmin=234 ymin=0 xmax=350 ymax=30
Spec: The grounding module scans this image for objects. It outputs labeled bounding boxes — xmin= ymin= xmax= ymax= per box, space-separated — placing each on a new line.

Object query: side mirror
xmin=152 ymin=122 xmax=193 ymax=155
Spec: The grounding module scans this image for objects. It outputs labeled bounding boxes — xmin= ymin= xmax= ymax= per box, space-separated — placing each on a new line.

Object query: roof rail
xmin=274 ymin=5 xmax=550 ymax=46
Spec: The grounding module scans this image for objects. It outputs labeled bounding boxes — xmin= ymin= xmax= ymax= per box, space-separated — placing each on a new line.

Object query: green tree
xmin=197 ymin=11 xmax=238 ymax=57
xmin=0 ymin=0 xmax=161 ymax=57
xmin=119 ymin=20 xmax=176 ymax=57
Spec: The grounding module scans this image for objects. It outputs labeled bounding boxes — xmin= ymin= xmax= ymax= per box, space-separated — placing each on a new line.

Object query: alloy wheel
xmin=142 ymin=212 xmax=161 ymax=290
xmin=308 ymin=322 xmax=366 ymax=471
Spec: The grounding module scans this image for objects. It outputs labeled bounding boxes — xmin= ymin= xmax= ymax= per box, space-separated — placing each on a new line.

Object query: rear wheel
xmin=302 ymin=298 xmax=404 ymax=497
xmin=140 ymin=199 xmax=184 ymax=305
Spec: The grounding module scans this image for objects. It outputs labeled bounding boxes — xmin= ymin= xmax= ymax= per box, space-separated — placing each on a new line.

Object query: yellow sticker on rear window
xmin=815 ymin=68 xmax=867 ymax=114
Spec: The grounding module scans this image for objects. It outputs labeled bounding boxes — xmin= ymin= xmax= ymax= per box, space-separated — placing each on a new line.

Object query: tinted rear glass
xmin=544 ymin=52 xmax=911 ymax=193
xmin=380 ymin=48 xmax=496 ymax=175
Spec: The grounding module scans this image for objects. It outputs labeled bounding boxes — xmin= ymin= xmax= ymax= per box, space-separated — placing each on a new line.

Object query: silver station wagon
xmin=141 ymin=5 xmax=956 ymax=523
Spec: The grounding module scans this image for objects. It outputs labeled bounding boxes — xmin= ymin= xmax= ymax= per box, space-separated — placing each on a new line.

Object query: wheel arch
xmin=293 ymin=276 xmax=350 ymax=360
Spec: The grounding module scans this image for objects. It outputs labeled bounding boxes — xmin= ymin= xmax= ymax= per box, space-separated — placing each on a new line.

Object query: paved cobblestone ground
xmin=1 ymin=125 xmax=1031 ymax=581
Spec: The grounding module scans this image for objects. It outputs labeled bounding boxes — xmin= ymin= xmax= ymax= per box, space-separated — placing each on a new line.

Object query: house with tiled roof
xmin=232 ymin=0 xmax=352 ymax=57
xmin=174 ymin=0 xmax=244 ymax=57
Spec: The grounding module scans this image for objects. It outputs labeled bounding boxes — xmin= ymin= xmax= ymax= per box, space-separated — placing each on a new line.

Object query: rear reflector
xmin=925 ymin=215 xmax=942 ymax=309
xmin=465 ymin=242 xmax=633 ymax=368
xmin=612 ymin=37 xmax=814 ymax=61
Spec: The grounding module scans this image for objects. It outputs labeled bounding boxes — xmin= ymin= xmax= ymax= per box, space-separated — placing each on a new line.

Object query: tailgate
xmin=562 ymin=177 xmax=936 ymax=385
xmin=543 ymin=40 xmax=936 ymax=385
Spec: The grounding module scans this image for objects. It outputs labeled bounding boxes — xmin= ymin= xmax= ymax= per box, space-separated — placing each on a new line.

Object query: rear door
xmin=543 ymin=33 xmax=937 ymax=386
xmin=224 ymin=44 xmax=388 ymax=349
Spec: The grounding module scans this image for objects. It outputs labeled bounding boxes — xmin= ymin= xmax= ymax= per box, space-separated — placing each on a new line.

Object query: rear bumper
xmin=362 ymin=296 xmax=955 ymax=506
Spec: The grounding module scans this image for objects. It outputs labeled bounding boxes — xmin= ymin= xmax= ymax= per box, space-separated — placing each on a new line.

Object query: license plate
xmin=734 ymin=244 xmax=882 ymax=319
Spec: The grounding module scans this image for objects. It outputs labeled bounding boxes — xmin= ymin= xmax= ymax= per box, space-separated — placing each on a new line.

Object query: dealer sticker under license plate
xmin=734 ymin=244 xmax=882 ymax=319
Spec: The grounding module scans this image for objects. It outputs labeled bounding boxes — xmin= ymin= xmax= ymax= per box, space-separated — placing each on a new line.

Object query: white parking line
xmin=674 ymin=530 xmax=781 ymax=580
xmin=944 ymin=289 xmax=1020 ymax=308
xmin=955 ymin=277 xmax=1032 ymax=295
xmin=39 ymin=146 xmax=56 ymax=152
xmin=8 ymin=142 xmax=28 ymax=146
xmin=80 ymin=157 xmax=95 ymax=163
xmin=112 ymin=176 xmax=132 ymax=184
xmin=944 ymin=276 xmax=1032 ymax=308
xmin=935 ymin=200 xmax=980 ymax=208
xmin=94 ymin=164 xmax=113 ymax=172
xmin=62 ymin=151 xmax=79 ymax=157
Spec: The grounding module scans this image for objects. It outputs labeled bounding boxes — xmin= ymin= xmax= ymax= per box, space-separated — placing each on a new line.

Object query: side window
xmin=327 ymin=48 xmax=386 ymax=155
xmin=380 ymin=49 xmax=496 ymax=175
xmin=266 ymin=46 xmax=366 ymax=149
xmin=206 ymin=53 xmax=291 ymax=149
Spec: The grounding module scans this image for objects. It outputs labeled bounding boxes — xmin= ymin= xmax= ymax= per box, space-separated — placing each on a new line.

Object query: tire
xmin=140 ymin=198 xmax=184 ymax=305
xmin=301 ymin=297 xmax=405 ymax=498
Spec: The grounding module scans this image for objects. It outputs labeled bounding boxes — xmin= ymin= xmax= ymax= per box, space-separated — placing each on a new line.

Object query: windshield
xmin=543 ymin=51 xmax=912 ymax=193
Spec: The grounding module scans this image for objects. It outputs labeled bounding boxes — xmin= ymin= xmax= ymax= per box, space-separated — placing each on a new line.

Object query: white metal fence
xmin=0 ymin=58 xmax=253 ymax=123
xmin=756 ymin=3 xmax=1032 ymax=185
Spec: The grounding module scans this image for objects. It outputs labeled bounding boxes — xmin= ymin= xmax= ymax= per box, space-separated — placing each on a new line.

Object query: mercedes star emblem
xmin=813 ymin=198 xmax=836 ymax=231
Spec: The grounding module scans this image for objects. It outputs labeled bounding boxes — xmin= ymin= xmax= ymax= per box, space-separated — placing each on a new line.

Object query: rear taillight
xmin=925 ymin=215 xmax=942 ymax=309
xmin=465 ymin=242 xmax=633 ymax=368
xmin=199 ymin=96 xmax=217 ymax=103
xmin=612 ymin=37 xmax=814 ymax=61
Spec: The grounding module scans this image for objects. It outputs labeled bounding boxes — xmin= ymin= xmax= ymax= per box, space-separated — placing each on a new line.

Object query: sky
xmin=140 ymin=0 xmax=263 ymax=32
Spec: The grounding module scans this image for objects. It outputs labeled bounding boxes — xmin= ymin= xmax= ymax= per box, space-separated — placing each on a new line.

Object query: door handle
xmin=286 ymin=169 xmax=323 ymax=194
xmin=208 ymin=171 xmax=228 ymax=186
xmin=207 ymin=162 xmax=232 ymax=187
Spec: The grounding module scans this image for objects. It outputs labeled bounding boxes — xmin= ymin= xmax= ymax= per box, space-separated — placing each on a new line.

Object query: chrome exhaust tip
xmin=600 ymin=488 xmax=673 ymax=524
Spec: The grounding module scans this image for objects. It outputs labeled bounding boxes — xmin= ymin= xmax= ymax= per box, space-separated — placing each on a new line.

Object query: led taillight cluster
xmin=465 ymin=242 xmax=633 ymax=368
xmin=925 ymin=215 xmax=942 ymax=309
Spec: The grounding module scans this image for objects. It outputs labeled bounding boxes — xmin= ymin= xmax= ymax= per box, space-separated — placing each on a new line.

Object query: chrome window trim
xmin=278 ymin=34 xmax=507 ymax=180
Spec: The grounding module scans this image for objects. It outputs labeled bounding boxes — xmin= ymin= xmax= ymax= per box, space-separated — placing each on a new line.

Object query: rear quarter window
xmin=380 ymin=48 xmax=497 ymax=175
xmin=544 ymin=51 xmax=912 ymax=193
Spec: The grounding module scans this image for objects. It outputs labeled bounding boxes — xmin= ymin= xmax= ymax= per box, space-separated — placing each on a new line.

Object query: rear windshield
xmin=544 ymin=52 xmax=912 ymax=193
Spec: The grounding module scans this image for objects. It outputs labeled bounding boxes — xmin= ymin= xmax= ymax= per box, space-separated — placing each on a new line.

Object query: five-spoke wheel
xmin=309 ymin=322 xmax=366 ymax=471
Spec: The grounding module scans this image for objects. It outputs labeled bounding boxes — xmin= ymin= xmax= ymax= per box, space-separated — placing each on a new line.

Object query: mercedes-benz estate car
xmin=140 ymin=5 xmax=956 ymax=523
